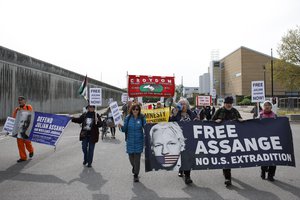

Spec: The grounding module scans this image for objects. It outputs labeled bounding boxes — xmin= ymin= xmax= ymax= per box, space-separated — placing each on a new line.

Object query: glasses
xmin=132 ymin=108 xmax=139 ymax=111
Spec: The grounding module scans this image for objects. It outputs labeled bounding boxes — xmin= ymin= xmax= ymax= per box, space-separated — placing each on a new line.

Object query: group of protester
xmin=12 ymin=95 xmax=277 ymax=186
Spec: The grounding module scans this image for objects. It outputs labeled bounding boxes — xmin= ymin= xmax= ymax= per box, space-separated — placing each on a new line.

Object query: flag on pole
xmin=78 ymin=75 xmax=88 ymax=100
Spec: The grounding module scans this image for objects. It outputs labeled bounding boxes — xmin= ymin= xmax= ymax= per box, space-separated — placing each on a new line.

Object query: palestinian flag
xmin=78 ymin=75 xmax=88 ymax=100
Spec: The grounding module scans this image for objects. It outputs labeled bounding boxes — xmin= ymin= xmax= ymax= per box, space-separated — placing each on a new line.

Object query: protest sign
xmin=89 ymin=88 xmax=102 ymax=106
xmin=109 ymin=101 xmax=122 ymax=125
xmin=128 ymin=75 xmax=175 ymax=97
xmin=121 ymin=93 xmax=128 ymax=103
xmin=144 ymin=118 xmax=295 ymax=171
xmin=28 ymin=112 xmax=71 ymax=146
xmin=196 ymin=95 xmax=212 ymax=106
xmin=251 ymin=81 xmax=265 ymax=102
xmin=142 ymin=108 xmax=170 ymax=123
xmin=12 ymin=110 xmax=33 ymax=139
xmin=2 ymin=117 xmax=15 ymax=135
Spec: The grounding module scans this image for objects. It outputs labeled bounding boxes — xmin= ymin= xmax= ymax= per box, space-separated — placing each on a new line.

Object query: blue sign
xmin=29 ymin=112 xmax=71 ymax=146
xmin=145 ymin=117 xmax=295 ymax=171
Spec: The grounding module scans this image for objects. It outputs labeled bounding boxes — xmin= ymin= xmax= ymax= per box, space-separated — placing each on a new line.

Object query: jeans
xmin=82 ymin=137 xmax=95 ymax=165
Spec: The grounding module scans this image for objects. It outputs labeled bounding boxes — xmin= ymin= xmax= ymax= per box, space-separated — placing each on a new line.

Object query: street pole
xmin=271 ymin=48 xmax=274 ymax=97
xmin=263 ymin=65 xmax=266 ymax=95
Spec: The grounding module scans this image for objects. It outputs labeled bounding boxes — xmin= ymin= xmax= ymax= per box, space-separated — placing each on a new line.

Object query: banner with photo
xmin=11 ymin=111 xmax=70 ymax=146
xmin=29 ymin=112 xmax=71 ymax=146
xmin=144 ymin=117 xmax=295 ymax=172
xmin=142 ymin=107 xmax=170 ymax=123
xmin=128 ymin=75 xmax=175 ymax=97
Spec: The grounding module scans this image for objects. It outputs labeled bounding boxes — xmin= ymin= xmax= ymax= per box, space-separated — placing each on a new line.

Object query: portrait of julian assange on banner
xmin=12 ymin=111 xmax=71 ymax=146
xmin=12 ymin=110 xmax=34 ymax=139
xmin=144 ymin=117 xmax=295 ymax=172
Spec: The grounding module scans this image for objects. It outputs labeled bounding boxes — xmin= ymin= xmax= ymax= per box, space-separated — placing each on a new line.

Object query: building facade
xmin=209 ymin=46 xmax=292 ymax=99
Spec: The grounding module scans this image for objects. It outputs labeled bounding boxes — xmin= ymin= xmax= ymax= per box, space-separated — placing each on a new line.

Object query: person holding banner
xmin=12 ymin=96 xmax=34 ymax=163
xmin=71 ymin=105 xmax=103 ymax=168
xmin=259 ymin=100 xmax=277 ymax=181
xmin=169 ymin=98 xmax=195 ymax=185
xmin=118 ymin=104 xmax=146 ymax=182
xmin=212 ymin=96 xmax=243 ymax=186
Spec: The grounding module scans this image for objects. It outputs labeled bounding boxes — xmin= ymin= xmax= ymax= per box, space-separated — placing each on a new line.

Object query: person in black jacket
xmin=212 ymin=96 xmax=243 ymax=187
xmin=72 ymin=105 xmax=103 ymax=167
xmin=169 ymin=98 xmax=196 ymax=185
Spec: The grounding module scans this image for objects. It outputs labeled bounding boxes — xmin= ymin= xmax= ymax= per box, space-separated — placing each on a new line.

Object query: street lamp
xmin=263 ymin=65 xmax=266 ymax=95
xmin=271 ymin=49 xmax=274 ymax=97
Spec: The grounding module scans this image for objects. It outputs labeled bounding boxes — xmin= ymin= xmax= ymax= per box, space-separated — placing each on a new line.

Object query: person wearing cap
xmin=71 ymin=105 xmax=103 ymax=167
xmin=259 ymin=100 xmax=277 ymax=181
xmin=212 ymin=96 xmax=243 ymax=186
xmin=12 ymin=96 xmax=34 ymax=163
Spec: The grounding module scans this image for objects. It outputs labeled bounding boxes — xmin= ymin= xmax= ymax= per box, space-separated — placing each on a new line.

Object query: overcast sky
xmin=1 ymin=0 xmax=299 ymax=88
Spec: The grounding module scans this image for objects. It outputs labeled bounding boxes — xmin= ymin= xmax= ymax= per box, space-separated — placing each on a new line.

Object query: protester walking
xmin=169 ymin=98 xmax=196 ymax=184
xmin=259 ymin=100 xmax=277 ymax=181
xmin=251 ymin=103 xmax=263 ymax=119
xmin=12 ymin=96 xmax=34 ymax=163
xmin=212 ymin=96 xmax=243 ymax=186
xmin=103 ymin=107 xmax=116 ymax=139
xmin=118 ymin=104 xmax=146 ymax=182
xmin=71 ymin=105 xmax=102 ymax=167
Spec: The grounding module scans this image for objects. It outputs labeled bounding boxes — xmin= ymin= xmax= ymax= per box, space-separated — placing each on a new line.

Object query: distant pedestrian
xmin=251 ymin=104 xmax=262 ymax=119
xmin=118 ymin=104 xmax=146 ymax=182
xmin=103 ymin=107 xmax=116 ymax=139
xmin=71 ymin=105 xmax=103 ymax=167
xmin=212 ymin=96 xmax=243 ymax=186
xmin=12 ymin=96 xmax=34 ymax=163
xmin=259 ymin=100 xmax=277 ymax=181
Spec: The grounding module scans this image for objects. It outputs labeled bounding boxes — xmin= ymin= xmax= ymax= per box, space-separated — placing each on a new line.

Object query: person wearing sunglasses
xmin=118 ymin=104 xmax=146 ymax=182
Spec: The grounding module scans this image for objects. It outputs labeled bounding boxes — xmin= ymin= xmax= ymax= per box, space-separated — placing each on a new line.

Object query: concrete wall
xmin=0 ymin=46 xmax=125 ymax=122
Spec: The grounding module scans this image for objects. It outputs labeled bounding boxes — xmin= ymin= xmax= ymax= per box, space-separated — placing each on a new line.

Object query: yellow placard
xmin=142 ymin=107 xmax=170 ymax=123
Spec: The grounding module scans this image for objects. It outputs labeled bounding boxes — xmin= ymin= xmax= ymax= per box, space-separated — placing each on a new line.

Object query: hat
xmin=18 ymin=96 xmax=26 ymax=100
xmin=224 ymin=96 xmax=234 ymax=104
xmin=86 ymin=105 xmax=96 ymax=109
xmin=263 ymin=100 xmax=273 ymax=107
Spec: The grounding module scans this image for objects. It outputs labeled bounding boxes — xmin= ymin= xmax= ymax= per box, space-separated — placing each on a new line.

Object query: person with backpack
xmin=71 ymin=105 xmax=103 ymax=167
xmin=118 ymin=103 xmax=146 ymax=182
xmin=12 ymin=96 xmax=34 ymax=163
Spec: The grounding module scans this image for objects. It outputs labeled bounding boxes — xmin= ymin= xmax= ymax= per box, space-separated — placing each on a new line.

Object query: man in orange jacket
xmin=12 ymin=96 xmax=34 ymax=163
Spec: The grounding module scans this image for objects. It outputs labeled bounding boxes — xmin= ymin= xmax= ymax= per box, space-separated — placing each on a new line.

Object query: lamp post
xmin=271 ymin=49 xmax=274 ymax=97
xmin=263 ymin=65 xmax=266 ymax=95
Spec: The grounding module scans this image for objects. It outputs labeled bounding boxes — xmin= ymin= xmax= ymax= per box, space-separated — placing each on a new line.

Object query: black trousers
xmin=261 ymin=166 xmax=276 ymax=177
xmin=129 ymin=153 xmax=141 ymax=176
xmin=179 ymin=170 xmax=191 ymax=177
xmin=223 ymin=169 xmax=231 ymax=180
